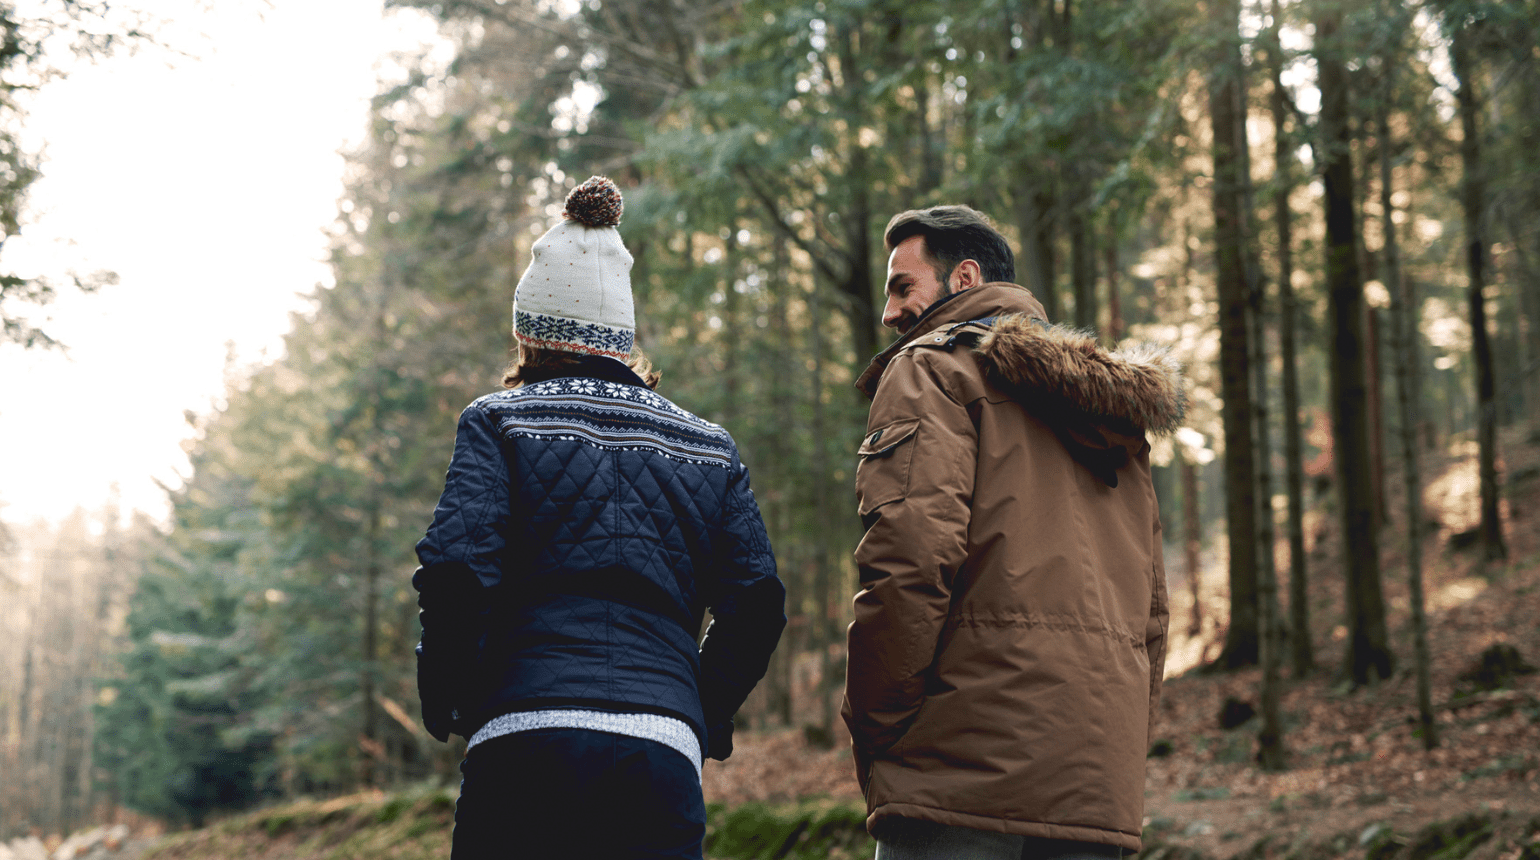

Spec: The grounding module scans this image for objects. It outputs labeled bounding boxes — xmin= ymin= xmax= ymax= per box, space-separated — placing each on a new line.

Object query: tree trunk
xmin=1182 ymin=457 xmax=1204 ymax=637
xmin=1380 ymin=64 xmax=1437 ymax=748
xmin=914 ymin=80 xmax=943 ymax=197
xmin=1451 ymin=23 xmax=1507 ymax=563
xmin=1317 ymin=7 xmax=1394 ymax=685
xmin=1070 ymin=200 xmax=1097 ymax=333
xmin=1106 ymin=217 xmax=1124 ymax=341
xmin=1502 ymin=206 xmax=1540 ymax=430
xmin=808 ymin=266 xmax=837 ymax=746
xmin=837 ymin=22 xmax=880 ymax=366
xmin=766 ymin=234 xmax=795 ymax=728
xmin=1015 ymin=180 xmax=1060 ymax=321
xmin=1270 ymin=0 xmax=1313 ymax=677
xmin=1009 ymin=0 xmax=1059 ymax=322
xmin=1238 ymin=50 xmax=1285 ymax=768
xmin=1366 ymin=308 xmax=1386 ymax=530
xmin=1252 ymin=283 xmax=1286 ymax=767
xmin=1209 ymin=0 xmax=1259 ymax=670
xmin=361 ymin=504 xmax=381 ymax=787
xmin=721 ymin=223 xmax=742 ymax=426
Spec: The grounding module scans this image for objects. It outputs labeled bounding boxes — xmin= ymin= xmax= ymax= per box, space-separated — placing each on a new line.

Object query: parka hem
xmin=867 ymin=802 xmax=1143 ymax=853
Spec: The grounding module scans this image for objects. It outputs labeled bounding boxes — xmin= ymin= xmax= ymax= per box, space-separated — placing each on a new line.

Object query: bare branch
xmin=736 ymin=166 xmax=846 ymax=285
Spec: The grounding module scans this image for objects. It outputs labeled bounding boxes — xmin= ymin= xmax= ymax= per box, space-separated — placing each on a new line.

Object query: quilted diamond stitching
xmin=439 ymin=380 xmax=774 ymax=735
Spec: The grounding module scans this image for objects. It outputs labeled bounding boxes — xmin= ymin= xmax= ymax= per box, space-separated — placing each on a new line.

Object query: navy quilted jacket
xmin=413 ymin=355 xmax=785 ymax=758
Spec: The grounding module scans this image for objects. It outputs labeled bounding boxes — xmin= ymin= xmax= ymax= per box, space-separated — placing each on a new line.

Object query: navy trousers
xmin=451 ymin=727 xmax=706 ymax=860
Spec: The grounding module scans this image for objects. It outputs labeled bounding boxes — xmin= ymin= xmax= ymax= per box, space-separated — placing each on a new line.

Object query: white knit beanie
xmin=513 ymin=175 xmax=635 ymax=358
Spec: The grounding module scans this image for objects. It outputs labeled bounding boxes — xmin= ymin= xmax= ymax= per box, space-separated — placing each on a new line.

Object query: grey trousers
xmin=874 ymin=818 xmax=1125 ymax=860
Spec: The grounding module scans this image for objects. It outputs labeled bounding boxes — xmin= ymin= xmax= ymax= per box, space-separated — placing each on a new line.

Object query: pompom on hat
xmin=513 ymin=175 xmax=635 ymax=359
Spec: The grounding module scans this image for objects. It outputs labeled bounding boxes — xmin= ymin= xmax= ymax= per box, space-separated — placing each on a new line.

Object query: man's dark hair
xmin=884 ymin=205 xmax=1015 ymax=286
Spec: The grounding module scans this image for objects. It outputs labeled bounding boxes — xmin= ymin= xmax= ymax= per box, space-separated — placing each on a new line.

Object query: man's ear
xmin=951 ymin=259 xmax=983 ymax=292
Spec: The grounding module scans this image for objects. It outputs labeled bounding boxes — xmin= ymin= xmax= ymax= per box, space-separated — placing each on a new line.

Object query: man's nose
xmin=881 ymin=299 xmax=902 ymax=329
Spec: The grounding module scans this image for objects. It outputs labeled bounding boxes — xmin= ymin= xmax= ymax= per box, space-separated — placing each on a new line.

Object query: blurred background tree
xmin=0 ymin=0 xmax=150 ymax=348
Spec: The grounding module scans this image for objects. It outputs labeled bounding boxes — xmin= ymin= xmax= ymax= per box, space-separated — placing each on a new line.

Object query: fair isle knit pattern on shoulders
xmin=472 ymin=378 xmax=735 ymax=468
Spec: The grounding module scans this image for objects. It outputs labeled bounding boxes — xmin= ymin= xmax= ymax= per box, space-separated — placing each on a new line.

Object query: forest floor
xmin=101 ymin=428 xmax=1540 ymax=860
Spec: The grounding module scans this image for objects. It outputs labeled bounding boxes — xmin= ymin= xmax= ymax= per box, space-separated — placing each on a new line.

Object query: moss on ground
xmin=126 ymin=783 xmax=1537 ymax=860
xmin=140 ymin=783 xmax=456 ymax=860
xmin=704 ymin=798 xmax=872 ymax=859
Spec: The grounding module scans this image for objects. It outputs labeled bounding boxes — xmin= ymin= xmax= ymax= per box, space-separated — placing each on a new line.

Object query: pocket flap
xmin=857 ymin=417 xmax=921 ymax=458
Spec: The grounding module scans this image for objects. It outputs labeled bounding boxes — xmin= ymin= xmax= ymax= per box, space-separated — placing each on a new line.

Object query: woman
xmin=413 ymin=176 xmax=785 ymax=859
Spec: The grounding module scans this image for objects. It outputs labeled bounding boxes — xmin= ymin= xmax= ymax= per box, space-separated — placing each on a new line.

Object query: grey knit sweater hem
xmin=467 ymin=708 xmax=703 ymax=779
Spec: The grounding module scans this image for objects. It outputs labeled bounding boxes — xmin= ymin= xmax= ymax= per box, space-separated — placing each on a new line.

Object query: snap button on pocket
xmin=857 ymin=417 xmax=919 ymax=459
xmin=856 ymin=417 xmax=921 ymax=515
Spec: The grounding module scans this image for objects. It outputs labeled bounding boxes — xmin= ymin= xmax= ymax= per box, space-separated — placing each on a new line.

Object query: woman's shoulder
xmin=466 ymin=378 xmax=741 ymax=466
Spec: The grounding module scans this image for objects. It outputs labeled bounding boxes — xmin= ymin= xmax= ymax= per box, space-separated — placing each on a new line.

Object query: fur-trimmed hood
xmin=856 ymin=283 xmax=1185 ymax=437
xmin=975 ymin=314 xmax=1186 ymax=436
xmin=855 ymin=283 xmax=1185 ymax=488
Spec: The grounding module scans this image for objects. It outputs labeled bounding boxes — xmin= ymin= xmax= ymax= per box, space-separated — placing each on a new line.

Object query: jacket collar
xmin=855 ymin=282 xmax=1047 ymax=399
xmin=535 ymin=354 xmax=649 ymax=388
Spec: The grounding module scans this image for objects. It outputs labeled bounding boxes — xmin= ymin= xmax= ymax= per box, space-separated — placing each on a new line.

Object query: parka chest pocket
xmin=855 ymin=417 xmax=921 ymax=516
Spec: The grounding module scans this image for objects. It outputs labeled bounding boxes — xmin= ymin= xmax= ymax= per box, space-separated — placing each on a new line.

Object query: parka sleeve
xmin=841 ymin=351 xmax=976 ymax=779
xmin=1146 ymin=513 xmax=1171 ymax=739
xmin=411 ymin=403 xmax=512 ymax=742
xmin=697 ymin=453 xmax=787 ymax=761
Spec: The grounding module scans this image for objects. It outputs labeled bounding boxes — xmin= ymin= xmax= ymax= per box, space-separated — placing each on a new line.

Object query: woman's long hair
xmin=502 ymin=343 xmax=661 ymax=390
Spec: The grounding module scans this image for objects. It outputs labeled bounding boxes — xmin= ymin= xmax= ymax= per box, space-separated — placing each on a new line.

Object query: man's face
xmin=882 ymin=235 xmax=950 ymax=335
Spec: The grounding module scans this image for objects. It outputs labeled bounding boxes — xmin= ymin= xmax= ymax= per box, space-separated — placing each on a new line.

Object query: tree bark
xmin=361 ymin=504 xmax=381 ymax=787
xmin=1379 ymin=61 xmax=1437 ymax=748
xmin=1317 ymin=7 xmax=1394 ymax=685
xmin=808 ymin=263 xmax=837 ymax=747
xmin=768 ymin=234 xmax=796 ymax=728
xmin=1106 ymin=216 xmax=1124 ymax=341
xmin=1238 ymin=48 xmax=1285 ymax=768
xmin=1269 ymin=0 xmax=1313 ymax=676
xmin=1366 ymin=307 xmax=1386 ymax=530
xmin=1509 ymin=203 xmax=1540 ymax=431
xmin=1015 ymin=181 xmax=1060 ymax=321
xmin=1209 ymin=0 xmax=1259 ymax=670
xmin=721 ymin=223 xmax=743 ymax=426
xmin=1070 ymin=198 xmax=1097 ymax=333
xmin=1252 ymin=288 xmax=1286 ymax=767
xmin=1451 ymin=22 xmax=1507 ymax=563
xmin=1182 ymin=456 xmax=1205 ymax=637
xmin=1010 ymin=0 xmax=1060 ymax=322
xmin=837 ymin=22 xmax=880 ymax=366
xmin=1501 ymin=205 xmax=1540 ymax=429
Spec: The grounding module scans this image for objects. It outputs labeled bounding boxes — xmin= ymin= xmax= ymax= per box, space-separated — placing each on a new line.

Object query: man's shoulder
xmin=897 ymin=317 xmax=1001 ymax=359
xmin=873 ymin=323 xmax=992 ymax=405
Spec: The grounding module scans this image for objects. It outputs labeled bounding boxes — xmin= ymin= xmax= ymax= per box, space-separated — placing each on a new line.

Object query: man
xmin=842 ymin=205 xmax=1182 ymax=860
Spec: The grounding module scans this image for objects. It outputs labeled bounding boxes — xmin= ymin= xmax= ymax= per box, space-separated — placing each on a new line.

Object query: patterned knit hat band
xmin=514 ymin=309 xmax=634 ymax=359
xmin=513 ymin=176 xmax=635 ymax=358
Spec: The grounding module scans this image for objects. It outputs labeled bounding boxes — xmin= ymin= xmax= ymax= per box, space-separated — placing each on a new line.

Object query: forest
xmin=2 ymin=0 xmax=1540 ymax=845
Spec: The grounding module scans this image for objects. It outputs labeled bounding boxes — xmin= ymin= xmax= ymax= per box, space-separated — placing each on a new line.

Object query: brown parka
xmin=842 ymin=283 xmax=1183 ymax=851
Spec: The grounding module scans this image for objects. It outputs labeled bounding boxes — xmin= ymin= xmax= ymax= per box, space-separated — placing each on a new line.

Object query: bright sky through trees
xmin=0 ymin=0 xmax=449 ymax=524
